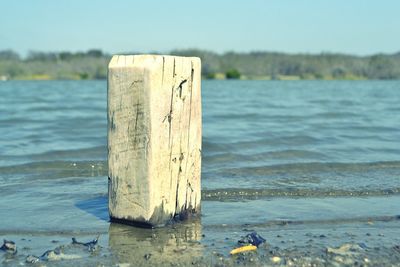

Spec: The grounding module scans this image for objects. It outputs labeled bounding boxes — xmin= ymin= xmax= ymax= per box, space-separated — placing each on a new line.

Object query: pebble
xmin=271 ymin=256 xmax=281 ymax=263
xmin=1 ymin=240 xmax=17 ymax=253
xmin=327 ymin=243 xmax=363 ymax=256
xmin=238 ymin=232 xmax=266 ymax=247
xmin=26 ymin=255 xmax=40 ymax=263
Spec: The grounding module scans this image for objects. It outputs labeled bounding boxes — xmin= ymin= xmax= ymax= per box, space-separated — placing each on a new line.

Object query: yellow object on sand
xmin=230 ymin=245 xmax=257 ymax=255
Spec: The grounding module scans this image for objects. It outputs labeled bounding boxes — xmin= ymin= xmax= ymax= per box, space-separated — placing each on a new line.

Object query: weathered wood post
xmin=107 ymin=55 xmax=201 ymax=227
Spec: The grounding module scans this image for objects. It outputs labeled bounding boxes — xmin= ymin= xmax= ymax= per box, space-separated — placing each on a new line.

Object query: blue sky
xmin=1 ymin=0 xmax=399 ymax=56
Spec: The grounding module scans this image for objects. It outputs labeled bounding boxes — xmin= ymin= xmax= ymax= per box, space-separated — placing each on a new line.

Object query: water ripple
xmin=202 ymin=187 xmax=400 ymax=201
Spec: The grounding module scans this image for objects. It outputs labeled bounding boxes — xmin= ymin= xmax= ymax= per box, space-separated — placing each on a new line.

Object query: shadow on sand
xmin=75 ymin=195 xmax=109 ymax=221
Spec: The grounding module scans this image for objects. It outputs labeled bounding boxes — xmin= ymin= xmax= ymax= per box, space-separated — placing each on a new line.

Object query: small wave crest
xmin=0 ymin=160 xmax=107 ymax=180
xmin=220 ymin=161 xmax=400 ymax=176
xmin=203 ymin=215 xmax=400 ymax=230
xmin=202 ymin=187 xmax=400 ymax=201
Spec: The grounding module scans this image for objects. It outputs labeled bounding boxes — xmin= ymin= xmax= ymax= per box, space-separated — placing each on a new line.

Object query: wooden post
xmin=107 ymin=55 xmax=202 ymax=227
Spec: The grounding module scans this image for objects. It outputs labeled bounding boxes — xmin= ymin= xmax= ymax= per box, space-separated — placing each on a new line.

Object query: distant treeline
xmin=1 ymin=49 xmax=400 ymax=80
xmin=0 ymin=49 xmax=109 ymax=80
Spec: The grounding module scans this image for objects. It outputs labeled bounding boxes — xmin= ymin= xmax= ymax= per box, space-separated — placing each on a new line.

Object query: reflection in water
xmin=109 ymin=219 xmax=203 ymax=266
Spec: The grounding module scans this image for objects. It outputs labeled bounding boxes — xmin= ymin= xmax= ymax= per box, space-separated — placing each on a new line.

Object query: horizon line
xmin=1 ymin=48 xmax=400 ymax=59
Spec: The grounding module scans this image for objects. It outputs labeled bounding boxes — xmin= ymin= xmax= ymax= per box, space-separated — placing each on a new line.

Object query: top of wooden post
xmin=108 ymin=54 xmax=201 ymax=69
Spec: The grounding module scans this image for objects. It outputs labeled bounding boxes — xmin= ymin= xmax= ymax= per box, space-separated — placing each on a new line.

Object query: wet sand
xmin=2 ymin=217 xmax=400 ymax=266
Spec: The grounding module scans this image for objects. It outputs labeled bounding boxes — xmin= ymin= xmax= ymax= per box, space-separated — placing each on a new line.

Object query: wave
xmin=28 ymin=146 xmax=106 ymax=161
xmin=202 ymin=187 xmax=400 ymax=200
xmin=203 ymin=150 xmax=328 ymax=164
xmin=202 ymin=135 xmax=324 ymax=153
xmin=203 ymin=215 xmax=400 ymax=230
xmin=220 ymin=161 xmax=400 ymax=176
xmin=0 ymin=160 xmax=107 ymax=180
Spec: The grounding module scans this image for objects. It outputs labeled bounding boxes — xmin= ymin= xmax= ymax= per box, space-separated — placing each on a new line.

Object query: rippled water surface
xmin=1 ymin=80 xmax=400 ymax=265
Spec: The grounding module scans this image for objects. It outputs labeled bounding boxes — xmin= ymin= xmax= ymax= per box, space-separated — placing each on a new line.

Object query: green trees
xmin=0 ymin=50 xmax=19 ymax=60
xmin=0 ymin=49 xmax=400 ymax=80
xmin=187 ymin=49 xmax=400 ymax=80
xmin=225 ymin=69 xmax=241 ymax=79
xmin=367 ymin=55 xmax=399 ymax=79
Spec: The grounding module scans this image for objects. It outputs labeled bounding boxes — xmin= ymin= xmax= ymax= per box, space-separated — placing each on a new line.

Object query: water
xmin=1 ymin=80 xmax=400 ymax=266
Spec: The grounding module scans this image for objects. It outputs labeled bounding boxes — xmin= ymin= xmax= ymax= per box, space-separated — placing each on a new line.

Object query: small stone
xmin=271 ymin=256 xmax=281 ymax=263
xmin=0 ymin=240 xmax=17 ymax=253
xmin=238 ymin=232 xmax=266 ymax=247
xmin=26 ymin=255 xmax=40 ymax=263
xmin=327 ymin=243 xmax=363 ymax=256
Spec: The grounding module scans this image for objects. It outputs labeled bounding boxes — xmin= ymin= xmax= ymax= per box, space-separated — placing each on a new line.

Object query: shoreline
xmin=2 ymin=77 xmax=399 ymax=81
xmin=2 ymin=219 xmax=400 ymax=266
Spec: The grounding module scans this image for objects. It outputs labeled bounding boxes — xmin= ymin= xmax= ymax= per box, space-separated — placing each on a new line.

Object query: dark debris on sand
xmin=0 ymin=240 xmax=17 ymax=254
xmin=238 ymin=232 xmax=266 ymax=247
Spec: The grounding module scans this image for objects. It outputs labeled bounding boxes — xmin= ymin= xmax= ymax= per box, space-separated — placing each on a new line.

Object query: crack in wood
xmin=161 ymin=56 xmax=165 ymax=86
xmin=178 ymin=79 xmax=187 ymax=99
xmin=168 ymin=86 xmax=174 ymax=147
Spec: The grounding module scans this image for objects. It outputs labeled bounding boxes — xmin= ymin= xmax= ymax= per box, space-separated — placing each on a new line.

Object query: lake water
xmin=1 ymin=80 xmax=400 ymax=266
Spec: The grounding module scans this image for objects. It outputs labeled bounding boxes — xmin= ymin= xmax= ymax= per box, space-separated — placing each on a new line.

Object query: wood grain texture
xmin=108 ymin=55 xmax=201 ymax=227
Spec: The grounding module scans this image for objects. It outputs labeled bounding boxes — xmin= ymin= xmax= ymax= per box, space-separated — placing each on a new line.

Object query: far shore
xmin=0 ymin=75 xmax=375 ymax=82
xmin=1 ymin=49 xmax=400 ymax=82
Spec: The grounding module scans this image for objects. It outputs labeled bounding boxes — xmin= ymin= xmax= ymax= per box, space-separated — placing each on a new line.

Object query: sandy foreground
xmin=1 ymin=217 xmax=400 ymax=266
